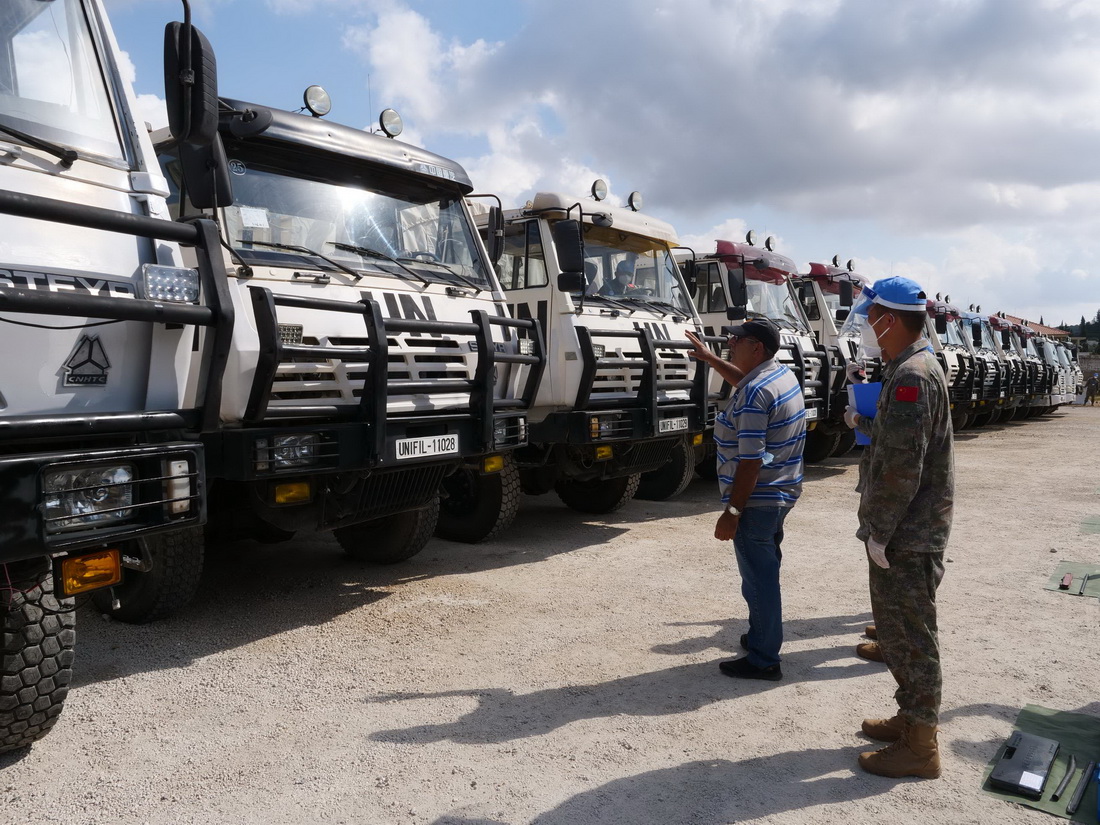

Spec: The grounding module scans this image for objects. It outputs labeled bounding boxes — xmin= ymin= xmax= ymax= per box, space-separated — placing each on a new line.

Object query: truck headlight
xmin=43 ymin=465 xmax=133 ymax=532
xmin=272 ymin=433 xmax=320 ymax=468
xmin=518 ymin=338 xmax=535 ymax=356
xmin=142 ymin=264 xmax=200 ymax=303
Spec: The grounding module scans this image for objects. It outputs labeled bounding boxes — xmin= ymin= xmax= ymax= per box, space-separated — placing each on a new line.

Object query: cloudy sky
xmin=107 ymin=0 xmax=1100 ymax=327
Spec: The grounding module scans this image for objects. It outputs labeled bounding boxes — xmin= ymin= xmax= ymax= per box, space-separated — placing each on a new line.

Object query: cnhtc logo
xmin=63 ymin=335 xmax=111 ymax=387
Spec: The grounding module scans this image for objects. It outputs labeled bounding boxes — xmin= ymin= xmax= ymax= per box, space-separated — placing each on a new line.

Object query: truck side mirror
xmin=484 ymin=206 xmax=505 ymax=264
xmin=972 ymin=324 xmax=982 ymax=348
xmin=551 ymin=219 xmax=585 ymax=288
xmin=835 ymin=308 xmax=850 ymax=322
xmin=839 ymin=280 xmax=854 ymax=308
xmin=164 ymin=21 xmax=220 ymax=147
xmin=725 ymin=266 xmax=747 ymax=310
xmin=681 ymin=259 xmax=697 ymax=295
xmin=935 ymin=314 xmax=948 ymax=335
xmin=1001 ymin=330 xmax=1010 ymax=349
xmin=726 ymin=306 xmax=747 ymax=321
xmin=177 ymin=137 xmax=234 ymax=209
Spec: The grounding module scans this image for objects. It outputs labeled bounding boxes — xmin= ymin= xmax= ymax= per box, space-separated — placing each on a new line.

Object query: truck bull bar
xmin=574 ymin=325 xmax=707 ymax=438
xmin=245 ymin=286 xmax=544 ymax=459
xmin=0 ymin=190 xmax=233 ymax=437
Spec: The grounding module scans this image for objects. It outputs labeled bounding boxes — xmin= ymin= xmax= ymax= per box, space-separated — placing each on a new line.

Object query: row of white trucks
xmin=0 ymin=0 xmax=1085 ymax=753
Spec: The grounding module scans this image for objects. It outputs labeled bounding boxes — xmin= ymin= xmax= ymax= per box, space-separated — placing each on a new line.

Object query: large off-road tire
xmin=436 ymin=459 xmax=521 ymax=543
xmin=951 ymin=410 xmax=968 ymax=431
xmin=91 ymin=527 xmax=204 ymax=624
xmin=555 ymin=473 xmax=640 ymax=514
xmin=636 ymin=438 xmax=696 ymax=501
xmin=830 ymin=429 xmax=857 ymax=458
xmin=335 ymin=497 xmax=440 ymax=564
xmin=695 ymin=456 xmax=718 ymax=481
xmin=803 ymin=429 xmax=841 ymax=463
xmin=970 ymin=411 xmax=994 ymax=428
xmin=1 ymin=557 xmax=75 ymax=755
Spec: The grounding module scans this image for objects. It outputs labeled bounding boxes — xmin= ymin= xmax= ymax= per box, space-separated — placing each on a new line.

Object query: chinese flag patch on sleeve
xmin=895 ymin=385 xmax=920 ymax=402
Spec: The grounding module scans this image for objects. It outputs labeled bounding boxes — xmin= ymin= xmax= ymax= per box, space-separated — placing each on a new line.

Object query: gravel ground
xmin=2 ymin=406 xmax=1098 ymax=824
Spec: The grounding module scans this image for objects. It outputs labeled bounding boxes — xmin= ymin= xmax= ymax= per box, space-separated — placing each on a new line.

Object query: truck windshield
xmin=223 ymin=162 xmax=492 ymax=287
xmin=940 ymin=318 xmax=967 ymax=348
xmin=0 ymin=0 xmax=125 ymax=161
xmin=978 ymin=321 xmax=998 ymax=350
xmin=575 ymin=224 xmax=693 ymax=315
xmin=1024 ymin=337 xmax=1039 ymax=357
xmin=746 ymin=279 xmax=810 ymax=332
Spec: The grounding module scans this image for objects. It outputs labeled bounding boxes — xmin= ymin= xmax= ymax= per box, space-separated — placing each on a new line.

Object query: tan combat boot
xmin=856 ymin=641 xmax=884 ymax=662
xmin=859 ymin=724 xmax=941 ymax=779
xmin=861 ymin=714 xmax=906 ymax=742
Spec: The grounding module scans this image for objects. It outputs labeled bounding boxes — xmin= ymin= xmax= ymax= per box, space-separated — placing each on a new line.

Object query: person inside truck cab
xmin=599 ymin=260 xmax=635 ymax=296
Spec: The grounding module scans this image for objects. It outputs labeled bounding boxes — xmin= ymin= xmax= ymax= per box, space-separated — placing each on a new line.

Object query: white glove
xmin=843 ymin=405 xmax=861 ymax=429
xmin=845 ymin=361 xmax=867 ymax=384
xmin=866 ymin=537 xmax=890 ymax=569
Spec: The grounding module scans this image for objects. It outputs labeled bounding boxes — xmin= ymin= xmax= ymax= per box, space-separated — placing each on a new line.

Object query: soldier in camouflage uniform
xmin=843 ymin=276 xmax=954 ymax=780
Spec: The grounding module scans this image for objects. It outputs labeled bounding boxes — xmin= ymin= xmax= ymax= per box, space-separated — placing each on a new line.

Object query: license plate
xmin=395 ymin=435 xmax=459 ymax=460
xmin=804 ymin=408 xmax=818 ymax=421
xmin=658 ymin=416 xmax=689 ymax=433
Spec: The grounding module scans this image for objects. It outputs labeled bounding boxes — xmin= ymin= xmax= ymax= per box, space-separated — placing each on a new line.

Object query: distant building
xmin=1001 ymin=315 xmax=1069 ymax=338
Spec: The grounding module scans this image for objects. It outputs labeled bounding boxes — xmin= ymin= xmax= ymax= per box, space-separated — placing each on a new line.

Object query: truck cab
xmin=959 ymin=307 xmax=1008 ymax=426
xmin=157 ymin=96 xmax=543 ymax=556
xmin=988 ymin=313 xmax=1029 ymax=420
xmin=690 ymin=235 xmax=830 ymax=461
xmin=925 ymin=297 xmax=978 ymax=430
xmin=0 ymin=1 xmax=228 ymax=752
xmin=1009 ymin=320 xmax=1051 ymax=417
xmin=481 ymin=184 xmax=708 ymax=513
xmin=795 ymin=259 xmax=868 ymax=458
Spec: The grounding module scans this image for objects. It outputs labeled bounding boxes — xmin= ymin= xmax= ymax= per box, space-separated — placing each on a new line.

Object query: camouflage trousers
xmin=868 ymin=548 xmax=945 ymax=726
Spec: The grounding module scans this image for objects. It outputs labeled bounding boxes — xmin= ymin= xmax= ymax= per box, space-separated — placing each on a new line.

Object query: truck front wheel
xmin=92 ymin=527 xmax=204 ymax=624
xmin=830 ymin=430 xmax=857 ymax=458
xmin=636 ymin=438 xmax=696 ymax=501
xmin=335 ymin=497 xmax=440 ymax=564
xmin=1 ymin=557 xmax=75 ymax=754
xmin=802 ymin=429 xmax=841 ymax=463
xmin=555 ymin=473 xmax=640 ymax=514
xmin=436 ymin=459 xmax=521 ymax=543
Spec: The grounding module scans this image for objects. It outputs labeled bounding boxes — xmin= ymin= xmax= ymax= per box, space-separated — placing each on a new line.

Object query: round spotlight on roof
xmin=764 ymin=236 xmax=776 ymax=252
xmin=745 ymin=230 xmax=757 ymax=246
xmin=846 ymin=259 xmax=854 ymax=271
xmin=831 ymin=254 xmax=841 ymax=267
xmin=379 ymin=108 xmax=403 ymax=138
xmin=303 ymin=85 xmax=331 ymax=118
xmin=591 ymin=179 xmax=608 ymax=201
xmin=627 ymin=191 xmax=643 ymax=211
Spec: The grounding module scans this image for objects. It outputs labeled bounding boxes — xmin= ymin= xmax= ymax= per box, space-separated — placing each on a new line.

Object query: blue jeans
xmin=733 ymin=506 xmax=789 ymax=668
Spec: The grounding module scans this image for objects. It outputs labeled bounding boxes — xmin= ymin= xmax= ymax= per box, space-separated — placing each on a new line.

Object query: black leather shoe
xmin=740 ymin=633 xmax=749 ymax=651
xmin=719 ymin=657 xmax=782 ymax=681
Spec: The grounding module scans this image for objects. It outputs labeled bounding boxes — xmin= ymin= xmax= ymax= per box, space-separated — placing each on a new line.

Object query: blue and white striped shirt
xmin=715 ymin=358 xmax=806 ymax=508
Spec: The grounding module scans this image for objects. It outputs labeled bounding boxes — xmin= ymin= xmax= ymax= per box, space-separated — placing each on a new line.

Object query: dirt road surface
xmin=3 ymin=407 xmax=1098 ymax=824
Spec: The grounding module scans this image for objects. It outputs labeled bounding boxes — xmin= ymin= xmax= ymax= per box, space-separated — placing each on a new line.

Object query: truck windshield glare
xmin=746 ymin=280 xmax=808 ymax=332
xmin=223 ymin=164 xmax=492 ymax=287
xmin=0 ymin=0 xmax=125 ymax=161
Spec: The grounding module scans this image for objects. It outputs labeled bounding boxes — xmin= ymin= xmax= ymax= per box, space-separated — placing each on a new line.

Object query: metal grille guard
xmin=0 ymin=190 xmax=233 ymax=437
xmin=245 ymin=285 xmax=544 ymax=456
xmin=574 ymin=326 xmax=707 ymax=434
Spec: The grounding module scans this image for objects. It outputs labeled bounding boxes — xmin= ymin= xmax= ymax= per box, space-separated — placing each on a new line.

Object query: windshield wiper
xmin=396 ymin=257 xmax=482 ymax=294
xmin=581 ymin=293 xmax=636 ymax=314
xmin=328 ymin=242 xmax=428 ymax=285
xmin=236 ymin=239 xmax=364 ymax=281
xmin=0 ymin=123 xmax=78 ymax=167
xmin=619 ymin=296 xmax=689 ymax=319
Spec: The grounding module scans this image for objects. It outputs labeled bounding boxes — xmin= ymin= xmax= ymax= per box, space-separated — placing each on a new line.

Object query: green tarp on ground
xmin=1044 ymin=562 xmax=1100 ymax=597
xmin=981 ymin=705 xmax=1100 ymax=821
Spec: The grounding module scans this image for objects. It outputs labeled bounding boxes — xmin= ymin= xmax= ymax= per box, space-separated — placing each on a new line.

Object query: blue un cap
xmin=868 ymin=276 xmax=927 ymax=312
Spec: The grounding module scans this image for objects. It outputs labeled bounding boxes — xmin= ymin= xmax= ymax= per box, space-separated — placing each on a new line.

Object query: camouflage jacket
xmin=855 ymin=340 xmax=954 ymax=552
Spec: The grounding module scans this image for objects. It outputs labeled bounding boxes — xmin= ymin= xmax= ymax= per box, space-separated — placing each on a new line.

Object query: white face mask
xmin=858 ymin=313 xmax=890 ymax=360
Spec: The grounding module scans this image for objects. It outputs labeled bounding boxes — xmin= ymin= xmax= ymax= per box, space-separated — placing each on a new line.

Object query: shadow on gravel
xmin=0 ymin=746 xmax=31 ymax=771
xmin=73 ymin=507 xmax=631 ymax=687
xmin=367 ymin=639 xmax=875 ymax=748
xmin=651 ymin=613 xmax=875 ymax=656
xmin=432 ymin=749 xmax=886 ymax=824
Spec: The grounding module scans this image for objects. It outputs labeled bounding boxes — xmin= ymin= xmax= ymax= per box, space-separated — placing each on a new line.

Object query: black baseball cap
xmin=721 ymin=317 xmax=781 ymax=355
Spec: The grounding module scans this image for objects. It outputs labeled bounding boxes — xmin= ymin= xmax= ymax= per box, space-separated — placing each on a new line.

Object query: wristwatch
xmin=725 ymin=504 xmax=742 ymax=516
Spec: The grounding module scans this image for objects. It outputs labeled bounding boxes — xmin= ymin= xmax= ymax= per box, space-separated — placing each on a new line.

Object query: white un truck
xmin=0 ymin=1 xmax=227 ymax=752
xmin=476 ymin=183 xmax=708 ymax=514
xmin=154 ymin=91 xmax=542 ymax=560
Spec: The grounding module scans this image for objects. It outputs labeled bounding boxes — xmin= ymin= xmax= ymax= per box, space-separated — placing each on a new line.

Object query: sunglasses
xmin=727 ymin=334 xmax=761 ymax=346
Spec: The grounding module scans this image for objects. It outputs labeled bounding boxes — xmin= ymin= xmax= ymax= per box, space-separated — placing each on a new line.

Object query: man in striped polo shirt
xmin=687 ymin=317 xmax=806 ymax=681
